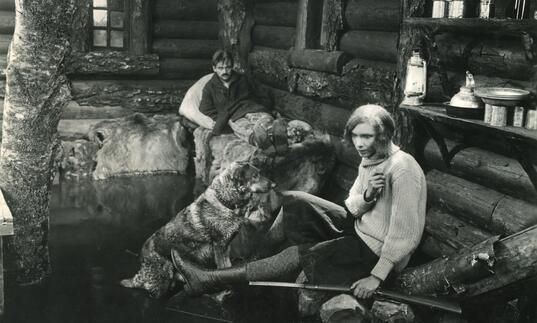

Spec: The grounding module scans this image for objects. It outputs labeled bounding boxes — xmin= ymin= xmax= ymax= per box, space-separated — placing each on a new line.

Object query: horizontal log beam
xmin=0 ymin=34 xmax=11 ymax=54
xmin=0 ymin=0 xmax=13 ymax=11
xmin=419 ymin=234 xmax=457 ymax=258
xmin=152 ymin=39 xmax=221 ymax=58
xmin=62 ymin=102 xmax=133 ymax=119
xmin=265 ymin=84 xmax=351 ymax=136
xmin=67 ymin=52 xmax=159 ymax=76
xmin=345 ymin=0 xmax=401 ymax=31
xmin=427 ymin=170 xmax=537 ymax=235
xmin=424 ymin=139 xmax=537 ymax=204
xmin=289 ymin=58 xmax=396 ymax=108
xmin=435 ymin=33 xmax=532 ymax=81
xmin=71 ymin=80 xmax=194 ymax=113
xmin=0 ymin=56 xmax=5 ymax=78
xmin=159 ymin=58 xmax=212 ymax=79
xmin=249 ymin=46 xmax=290 ymax=90
xmin=153 ymin=0 xmax=218 ymax=20
xmin=254 ymin=2 xmax=297 ymax=27
xmin=339 ymin=30 xmax=398 ymax=63
xmin=252 ymin=25 xmax=295 ymax=49
xmin=288 ymin=49 xmax=349 ymax=74
xmin=153 ymin=20 xmax=219 ymax=39
xmin=0 ymin=11 xmax=14 ymax=34
xmin=425 ymin=207 xmax=493 ymax=251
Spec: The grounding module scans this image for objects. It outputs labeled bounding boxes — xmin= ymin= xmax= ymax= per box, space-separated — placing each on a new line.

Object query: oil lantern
xmin=402 ymin=49 xmax=427 ymax=106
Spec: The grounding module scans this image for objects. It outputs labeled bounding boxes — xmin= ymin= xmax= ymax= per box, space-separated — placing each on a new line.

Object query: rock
xmin=320 ymin=294 xmax=367 ymax=323
xmin=371 ymin=300 xmax=416 ymax=323
xmin=89 ymin=113 xmax=190 ymax=180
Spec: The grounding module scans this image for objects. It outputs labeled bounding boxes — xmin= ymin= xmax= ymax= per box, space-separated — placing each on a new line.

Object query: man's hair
xmin=212 ymin=50 xmax=233 ymax=67
xmin=343 ymin=104 xmax=395 ymax=147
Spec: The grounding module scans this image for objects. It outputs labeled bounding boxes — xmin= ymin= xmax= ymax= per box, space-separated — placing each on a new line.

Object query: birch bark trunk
xmin=0 ymin=0 xmax=75 ymax=284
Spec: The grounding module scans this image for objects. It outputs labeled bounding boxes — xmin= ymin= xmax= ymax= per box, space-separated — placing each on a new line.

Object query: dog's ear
xmin=229 ymin=162 xmax=245 ymax=182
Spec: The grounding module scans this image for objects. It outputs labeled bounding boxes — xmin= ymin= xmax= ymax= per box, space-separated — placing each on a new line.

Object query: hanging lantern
xmin=402 ymin=49 xmax=427 ymax=106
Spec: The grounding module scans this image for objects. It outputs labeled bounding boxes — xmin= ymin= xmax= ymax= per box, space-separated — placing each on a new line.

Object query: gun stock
xmin=249 ymin=281 xmax=461 ymax=314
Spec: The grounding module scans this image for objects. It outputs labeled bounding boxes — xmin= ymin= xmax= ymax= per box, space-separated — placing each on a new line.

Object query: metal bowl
xmin=444 ymin=102 xmax=484 ymax=119
xmin=474 ymin=87 xmax=530 ymax=107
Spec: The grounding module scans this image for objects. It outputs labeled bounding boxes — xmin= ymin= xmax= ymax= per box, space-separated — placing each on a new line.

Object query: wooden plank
xmin=151 ymin=39 xmax=221 ymax=58
xmin=345 ymin=0 xmax=401 ymax=32
xmin=252 ymin=25 xmax=295 ymax=49
xmin=339 ymin=30 xmax=398 ymax=63
xmin=0 ymin=10 xmax=15 ymax=34
xmin=0 ymin=189 xmax=13 ymax=236
xmin=294 ymin=0 xmax=323 ymax=49
xmin=0 ymin=34 xmax=11 ymax=54
xmin=153 ymin=20 xmax=219 ymax=39
xmin=254 ymin=2 xmax=297 ymax=27
xmin=153 ymin=0 xmax=218 ymax=20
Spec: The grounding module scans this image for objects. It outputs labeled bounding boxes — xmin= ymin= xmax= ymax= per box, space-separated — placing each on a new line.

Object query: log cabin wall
xmin=0 ymin=0 xmax=222 ymax=141
xmin=397 ymin=0 xmax=537 ymax=269
xmin=247 ymin=0 xmax=402 ymax=202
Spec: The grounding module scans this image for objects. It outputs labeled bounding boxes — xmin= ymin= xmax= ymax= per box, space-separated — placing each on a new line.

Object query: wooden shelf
xmin=403 ymin=17 xmax=537 ymax=35
xmin=401 ymin=103 xmax=537 ymax=146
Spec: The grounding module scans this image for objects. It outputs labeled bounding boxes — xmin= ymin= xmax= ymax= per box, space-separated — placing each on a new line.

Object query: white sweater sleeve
xmin=344 ymin=170 xmax=375 ymax=218
xmin=370 ymin=169 xmax=426 ymax=281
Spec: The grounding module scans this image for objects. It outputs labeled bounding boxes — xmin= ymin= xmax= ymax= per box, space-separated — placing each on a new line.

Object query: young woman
xmin=172 ymin=104 xmax=427 ymax=299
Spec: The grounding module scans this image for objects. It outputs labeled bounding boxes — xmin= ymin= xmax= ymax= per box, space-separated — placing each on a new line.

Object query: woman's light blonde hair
xmin=343 ymin=104 xmax=395 ymax=149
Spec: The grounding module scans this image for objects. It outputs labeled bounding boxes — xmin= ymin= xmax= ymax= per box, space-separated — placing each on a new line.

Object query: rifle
xmin=249 ymin=281 xmax=462 ymax=314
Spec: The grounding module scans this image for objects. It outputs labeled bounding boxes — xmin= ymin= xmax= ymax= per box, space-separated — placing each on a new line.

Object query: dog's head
xmin=211 ymin=162 xmax=275 ymax=210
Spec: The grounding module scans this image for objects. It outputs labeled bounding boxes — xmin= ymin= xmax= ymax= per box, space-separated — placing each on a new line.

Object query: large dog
xmin=120 ymin=162 xmax=276 ymax=298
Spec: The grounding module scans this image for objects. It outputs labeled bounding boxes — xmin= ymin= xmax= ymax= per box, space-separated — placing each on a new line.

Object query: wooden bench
xmin=0 ymin=189 xmax=14 ymax=316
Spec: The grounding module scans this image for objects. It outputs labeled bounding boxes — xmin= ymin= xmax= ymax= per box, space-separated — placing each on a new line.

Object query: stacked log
xmin=152 ymin=0 xmax=220 ymax=79
xmin=248 ymin=46 xmax=290 ymax=90
xmin=251 ymin=0 xmax=297 ymax=50
xmin=424 ymin=139 xmax=537 ymax=204
xmin=0 ymin=10 xmax=14 ymax=34
xmin=427 ymin=170 xmax=537 ymax=235
xmin=345 ymin=0 xmax=401 ymax=32
xmin=339 ymin=31 xmax=398 ymax=63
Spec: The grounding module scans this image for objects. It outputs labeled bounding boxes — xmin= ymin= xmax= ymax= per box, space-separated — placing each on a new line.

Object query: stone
xmin=320 ymin=294 xmax=367 ymax=323
xmin=371 ymin=300 xmax=416 ymax=323
xmin=296 ymin=271 xmax=333 ymax=318
xmin=89 ymin=113 xmax=190 ymax=180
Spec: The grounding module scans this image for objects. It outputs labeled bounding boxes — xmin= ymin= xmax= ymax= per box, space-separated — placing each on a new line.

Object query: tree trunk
xmin=0 ymin=0 xmax=75 ymax=284
xmin=218 ymin=0 xmax=254 ymax=73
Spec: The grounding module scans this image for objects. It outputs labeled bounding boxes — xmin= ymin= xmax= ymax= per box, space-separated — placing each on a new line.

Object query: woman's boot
xmin=171 ymin=246 xmax=301 ymax=296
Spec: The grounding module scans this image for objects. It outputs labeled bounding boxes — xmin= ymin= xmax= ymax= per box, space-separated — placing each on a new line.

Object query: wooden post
xmin=319 ymin=0 xmax=343 ymax=50
xmin=295 ymin=0 xmax=323 ymax=49
xmin=130 ymin=0 xmax=150 ymax=55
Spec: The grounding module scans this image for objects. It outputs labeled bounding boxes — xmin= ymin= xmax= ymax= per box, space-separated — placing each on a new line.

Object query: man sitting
xmin=198 ymin=49 xmax=290 ymax=155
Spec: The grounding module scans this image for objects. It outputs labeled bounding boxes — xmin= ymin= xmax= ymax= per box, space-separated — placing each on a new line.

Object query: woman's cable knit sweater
xmin=344 ymin=144 xmax=427 ymax=281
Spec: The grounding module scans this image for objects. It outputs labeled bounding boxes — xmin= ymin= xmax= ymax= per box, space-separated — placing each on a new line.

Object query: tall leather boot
xmin=172 ymin=246 xmax=301 ymax=296
xmin=171 ymin=250 xmax=246 ymax=296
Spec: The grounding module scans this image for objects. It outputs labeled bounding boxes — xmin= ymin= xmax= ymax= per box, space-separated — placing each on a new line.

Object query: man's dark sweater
xmin=199 ymin=73 xmax=270 ymax=135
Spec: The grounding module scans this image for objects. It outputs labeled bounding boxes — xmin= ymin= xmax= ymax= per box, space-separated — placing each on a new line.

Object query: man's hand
xmin=364 ymin=172 xmax=385 ymax=201
xmin=351 ymin=275 xmax=381 ymax=299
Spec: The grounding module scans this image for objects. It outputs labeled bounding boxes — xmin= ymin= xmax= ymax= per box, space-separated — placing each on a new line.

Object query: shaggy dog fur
xmin=120 ymin=162 xmax=275 ymax=298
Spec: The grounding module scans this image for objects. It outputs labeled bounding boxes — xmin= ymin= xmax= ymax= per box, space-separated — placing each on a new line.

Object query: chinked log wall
xmin=248 ymin=0 xmax=401 ymax=201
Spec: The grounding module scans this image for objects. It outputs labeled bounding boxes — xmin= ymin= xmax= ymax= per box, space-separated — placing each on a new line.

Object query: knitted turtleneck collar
xmin=360 ymin=142 xmax=400 ymax=167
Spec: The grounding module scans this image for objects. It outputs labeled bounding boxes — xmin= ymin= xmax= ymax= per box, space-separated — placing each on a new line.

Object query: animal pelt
xmin=120 ymin=162 xmax=275 ymax=298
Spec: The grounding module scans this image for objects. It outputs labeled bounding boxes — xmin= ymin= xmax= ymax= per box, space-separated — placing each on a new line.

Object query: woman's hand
xmin=364 ymin=172 xmax=385 ymax=201
xmin=351 ymin=275 xmax=381 ymax=299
